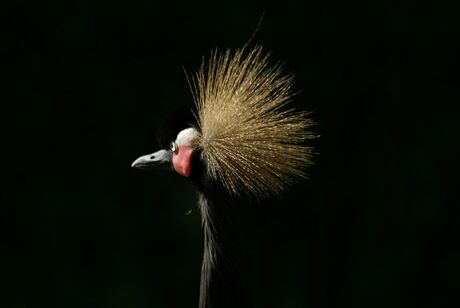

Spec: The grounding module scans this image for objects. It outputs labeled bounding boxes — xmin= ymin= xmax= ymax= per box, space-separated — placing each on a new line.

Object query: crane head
xmin=131 ymin=127 xmax=200 ymax=178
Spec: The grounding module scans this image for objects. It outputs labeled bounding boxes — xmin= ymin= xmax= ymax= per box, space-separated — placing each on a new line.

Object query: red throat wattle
xmin=172 ymin=146 xmax=194 ymax=177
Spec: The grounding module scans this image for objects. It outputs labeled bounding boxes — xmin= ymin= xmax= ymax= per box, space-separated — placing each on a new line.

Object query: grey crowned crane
xmin=132 ymin=46 xmax=315 ymax=308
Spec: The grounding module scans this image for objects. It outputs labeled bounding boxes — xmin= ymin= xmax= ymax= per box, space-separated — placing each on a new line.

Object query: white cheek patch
xmin=175 ymin=127 xmax=199 ymax=147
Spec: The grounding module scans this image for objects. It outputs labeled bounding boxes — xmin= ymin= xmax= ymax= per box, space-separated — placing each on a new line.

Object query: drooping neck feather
xmin=197 ymin=188 xmax=252 ymax=308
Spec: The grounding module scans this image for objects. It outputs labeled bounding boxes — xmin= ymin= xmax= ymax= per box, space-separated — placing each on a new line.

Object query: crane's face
xmin=131 ymin=127 xmax=199 ymax=178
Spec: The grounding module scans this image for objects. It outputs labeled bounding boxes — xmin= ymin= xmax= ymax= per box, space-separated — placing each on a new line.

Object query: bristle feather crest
xmin=190 ymin=46 xmax=314 ymax=198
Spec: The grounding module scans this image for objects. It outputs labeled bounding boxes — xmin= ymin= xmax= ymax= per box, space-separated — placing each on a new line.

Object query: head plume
xmin=188 ymin=45 xmax=315 ymax=198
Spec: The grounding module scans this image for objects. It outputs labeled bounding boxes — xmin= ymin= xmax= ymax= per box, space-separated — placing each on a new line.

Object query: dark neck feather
xmin=197 ymin=188 xmax=251 ymax=308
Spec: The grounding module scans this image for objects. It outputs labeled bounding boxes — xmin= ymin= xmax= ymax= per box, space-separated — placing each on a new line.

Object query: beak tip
xmin=131 ymin=158 xmax=141 ymax=168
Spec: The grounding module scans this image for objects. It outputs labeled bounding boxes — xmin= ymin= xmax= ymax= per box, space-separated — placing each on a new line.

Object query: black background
xmin=2 ymin=1 xmax=459 ymax=307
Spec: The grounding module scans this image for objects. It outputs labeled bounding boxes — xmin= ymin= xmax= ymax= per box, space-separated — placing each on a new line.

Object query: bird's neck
xmin=197 ymin=189 xmax=251 ymax=308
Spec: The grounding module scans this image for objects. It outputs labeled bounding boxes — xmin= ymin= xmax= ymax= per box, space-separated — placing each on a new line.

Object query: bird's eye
xmin=170 ymin=141 xmax=177 ymax=153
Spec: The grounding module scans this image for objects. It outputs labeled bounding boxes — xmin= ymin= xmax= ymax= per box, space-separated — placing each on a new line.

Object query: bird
xmin=132 ymin=45 xmax=315 ymax=308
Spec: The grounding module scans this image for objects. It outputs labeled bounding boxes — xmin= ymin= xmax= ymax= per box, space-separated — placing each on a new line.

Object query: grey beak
xmin=131 ymin=149 xmax=172 ymax=170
